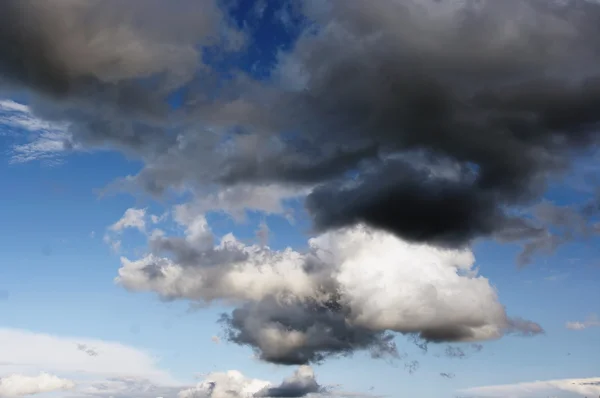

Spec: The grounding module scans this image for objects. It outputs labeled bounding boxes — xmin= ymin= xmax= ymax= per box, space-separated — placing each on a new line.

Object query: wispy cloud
xmin=566 ymin=314 xmax=600 ymax=331
xmin=0 ymin=327 xmax=176 ymax=384
xmin=544 ymin=272 xmax=570 ymax=282
xmin=460 ymin=376 xmax=600 ymax=397
xmin=0 ymin=100 xmax=79 ymax=165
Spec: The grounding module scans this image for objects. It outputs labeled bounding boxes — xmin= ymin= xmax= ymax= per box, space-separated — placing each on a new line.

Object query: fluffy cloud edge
xmin=0 ymin=373 xmax=75 ymax=398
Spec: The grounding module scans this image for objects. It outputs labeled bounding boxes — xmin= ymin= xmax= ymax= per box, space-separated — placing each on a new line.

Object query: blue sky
xmin=1 ymin=1 xmax=600 ymax=398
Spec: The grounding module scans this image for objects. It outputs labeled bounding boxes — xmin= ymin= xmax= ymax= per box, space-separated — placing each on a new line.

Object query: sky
xmin=0 ymin=0 xmax=600 ymax=397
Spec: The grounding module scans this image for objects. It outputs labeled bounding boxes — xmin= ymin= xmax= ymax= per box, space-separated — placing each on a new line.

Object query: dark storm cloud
xmin=305 ymin=157 xmax=506 ymax=247
xmin=277 ymin=0 xmax=600 ymax=249
xmin=4 ymin=0 xmax=600 ymax=256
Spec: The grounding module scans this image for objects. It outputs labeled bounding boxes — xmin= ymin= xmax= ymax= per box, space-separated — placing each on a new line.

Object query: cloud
xmin=103 ymin=207 xmax=148 ymax=253
xmin=0 ymin=328 xmax=192 ymax=398
xmin=566 ymin=314 xmax=600 ymax=330
xmin=0 ymin=330 xmax=353 ymax=398
xmin=73 ymin=377 xmax=184 ymax=398
xmin=271 ymin=0 xmax=600 ymax=259
xmin=0 ymin=0 xmax=231 ymax=97
xmin=178 ymin=371 xmax=266 ymax=398
xmin=109 ymin=208 xmax=147 ymax=233
xmin=461 ymin=376 xmax=600 ymax=397
xmin=178 ymin=366 xmax=327 ymax=398
xmin=115 ymin=209 xmax=542 ymax=365
xmin=77 ymin=344 xmax=99 ymax=357
xmin=4 ymin=0 xmax=600 ymax=262
xmin=254 ymin=366 xmax=323 ymax=397
xmin=438 ymin=343 xmax=484 ymax=360
xmin=20 ymin=365 xmax=338 ymax=398
xmin=177 ymin=184 xmax=307 ymax=221
xmin=0 ymin=373 xmax=75 ymax=397
xmin=404 ymin=361 xmax=419 ymax=375
xmin=72 ymin=365 xmax=364 ymax=398
xmin=0 ymin=100 xmax=76 ymax=165
xmin=0 ymin=328 xmax=176 ymax=383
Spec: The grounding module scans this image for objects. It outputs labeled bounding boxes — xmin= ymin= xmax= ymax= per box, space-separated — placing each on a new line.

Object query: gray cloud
xmin=404 ymin=361 xmax=420 ymax=375
xmin=444 ymin=346 xmax=466 ymax=360
xmin=4 ymin=0 xmax=600 ymax=260
xmin=77 ymin=344 xmax=99 ymax=357
xmin=0 ymin=0 xmax=225 ymax=96
xmin=254 ymin=366 xmax=324 ymax=397
xmin=219 ymin=296 xmax=399 ymax=365
xmin=0 ymin=0 xmax=244 ymax=164
xmin=272 ymin=0 xmax=600 ymax=252
xmin=438 ymin=343 xmax=485 ymax=360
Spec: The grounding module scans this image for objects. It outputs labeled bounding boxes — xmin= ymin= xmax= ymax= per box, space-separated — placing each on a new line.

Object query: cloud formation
xmin=462 ymin=376 xmax=600 ymax=397
xmin=0 ymin=373 xmax=75 ymax=397
xmin=0 ymin=100 xmax=75 ymax=165
xmin=566 ymin=313 xmax=600 ymax=330
xmin=0 ymin=328 xmax=176 ymax=383
xmin=116 ymin=209 xmax=542 ymax=365
xmin=2 ymin=0 xmax=600 ymax=263
xmin=0 ymin=328 xmax=346 ymax=398
xmin=109 ymin=208 xmax=147 ymax=233
xmin=0 ymin=0 xmax=231 ymax=99
xmin=178 ymin=366 xmax=328 ymax=398
xmin=253 ymin=366 xmax=323 ymax=397
xmin=274 ymin=0 xmax=600 ymax=254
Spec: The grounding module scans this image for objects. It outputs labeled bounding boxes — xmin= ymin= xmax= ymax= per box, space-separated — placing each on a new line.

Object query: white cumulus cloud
xmin=109 ymin=208 xmax=147 ymax=233
xmin=0 ymin=373 xmax=75 ymax=397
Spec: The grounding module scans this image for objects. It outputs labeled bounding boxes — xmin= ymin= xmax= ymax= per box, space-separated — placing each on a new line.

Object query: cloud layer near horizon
xmin=0 ymin=373 xmax=75 ymax=398
xmin=462 ymin=376 xmax=600 ymax=397
xmin=0 ymin=328 xmax=336 ymax=398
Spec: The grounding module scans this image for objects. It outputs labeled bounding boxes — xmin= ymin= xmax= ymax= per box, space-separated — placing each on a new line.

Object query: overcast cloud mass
xmin=2 ymin=0 xmax=600 ymax=251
